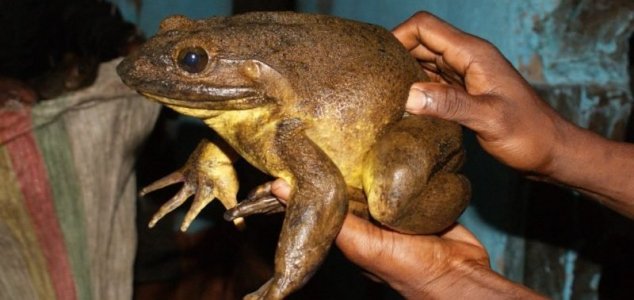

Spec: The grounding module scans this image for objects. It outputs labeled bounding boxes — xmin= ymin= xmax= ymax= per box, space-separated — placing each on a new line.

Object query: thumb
xmin=271 ymin=178 xmax=291 ymax=201
xmin=406 ymin=82 xmax=481 ymax=129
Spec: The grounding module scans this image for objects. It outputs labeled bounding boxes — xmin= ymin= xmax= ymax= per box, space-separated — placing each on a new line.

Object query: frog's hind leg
xmin=363 ymin=116 xmax=470 ymax=234
xmin=244 ymin=119 xmax=348 ymax=300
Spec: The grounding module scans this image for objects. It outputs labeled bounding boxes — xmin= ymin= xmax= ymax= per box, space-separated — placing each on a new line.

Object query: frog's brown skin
xmin=118 ymin=11 xmax=470 ymax=299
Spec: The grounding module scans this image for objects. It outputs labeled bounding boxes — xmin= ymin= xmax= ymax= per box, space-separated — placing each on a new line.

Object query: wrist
xmin=534 ymin=120 xmax=634 ymax=217
xmin=538 ymin=118 xmax=585 ymax=179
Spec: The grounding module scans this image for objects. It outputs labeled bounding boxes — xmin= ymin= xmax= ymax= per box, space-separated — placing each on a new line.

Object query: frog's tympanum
xmin=118 ymin=11 xmax=470 ymax=299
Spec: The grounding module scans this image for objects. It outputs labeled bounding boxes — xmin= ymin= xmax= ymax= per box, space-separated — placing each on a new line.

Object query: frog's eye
xmin=176 ymin=47 xmax=208 ymax=73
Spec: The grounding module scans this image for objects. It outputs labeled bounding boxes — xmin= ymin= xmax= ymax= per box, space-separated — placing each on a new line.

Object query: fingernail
xmin=406 ymin=88 xmax=432 ymax=112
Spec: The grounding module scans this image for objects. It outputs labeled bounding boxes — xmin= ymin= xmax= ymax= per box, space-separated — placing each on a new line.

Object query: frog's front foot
xmin=224 ymin=182 xmax=286 ymax=221
xmin=140 ymin=139 xmax=243 ymax=231
xmin=140 ymin=169 xmax=194 ymax=229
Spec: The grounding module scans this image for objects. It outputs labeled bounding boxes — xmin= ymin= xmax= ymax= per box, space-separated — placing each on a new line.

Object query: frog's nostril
xmin=177 ymin=47 xmax=209 ymax=74
xmin=116 ymin=58 xmax=132 ymax=78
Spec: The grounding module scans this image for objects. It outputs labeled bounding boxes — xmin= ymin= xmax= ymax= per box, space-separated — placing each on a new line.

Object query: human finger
xmin=271 ymin=178 xmax=291 ymax=201
xmin=408 ymin=44 xmax=437 ymax=62
xmin=421 ymin=69 xmax=451 ymax=85
xmin=393 ymin=11 xmax=499 ymax=77
xmin=406 ymin=82 xmax=498 ymax=135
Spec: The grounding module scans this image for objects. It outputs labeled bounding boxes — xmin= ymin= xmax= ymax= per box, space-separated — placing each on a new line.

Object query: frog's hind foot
xmin=224 ymin=181 xmax=286 ymax=221
xmin=364 ymin=116 xmax=470 ymax=234
xmin=370 ymin=172 xmax=470 ymax=234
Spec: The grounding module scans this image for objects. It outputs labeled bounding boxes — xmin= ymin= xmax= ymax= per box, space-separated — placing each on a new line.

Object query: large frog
xmin=118 ymin=11 xmax=470 ymax=299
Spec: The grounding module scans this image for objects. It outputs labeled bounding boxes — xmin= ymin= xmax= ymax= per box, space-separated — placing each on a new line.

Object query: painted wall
xmin=111 ymin=0 xmax=232 ymax=35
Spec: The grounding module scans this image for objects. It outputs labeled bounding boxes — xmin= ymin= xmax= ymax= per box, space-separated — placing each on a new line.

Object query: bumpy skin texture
xmin=117 ymin=12 xmax=470 ymax=299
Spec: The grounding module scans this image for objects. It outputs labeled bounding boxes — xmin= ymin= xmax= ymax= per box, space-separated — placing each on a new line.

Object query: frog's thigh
xmin=363 ymin=116 xmax=470 ymax=234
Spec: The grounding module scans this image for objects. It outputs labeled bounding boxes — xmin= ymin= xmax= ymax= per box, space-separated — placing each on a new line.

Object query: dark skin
xmin=273 ymin=11 xmax=634 ymax=299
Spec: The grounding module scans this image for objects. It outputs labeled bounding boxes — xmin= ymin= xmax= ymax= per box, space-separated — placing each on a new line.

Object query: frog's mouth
xmin=141 ymin=88 xmax=271 ymax=110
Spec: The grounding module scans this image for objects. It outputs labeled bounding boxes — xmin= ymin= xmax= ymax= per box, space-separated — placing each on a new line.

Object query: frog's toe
xmin=148 ymin=183 xmax=195 ymax=228
xmin=243 ymin=278 xmax=286 ymax=300
xmin=224 ymin=182 xmax=286 ymax=221
xmin=139 ymin=170 xmax=185 ymax=196
xmin=245 ymin=181 xmax=274 ymax=201
xmin=243 ymin=279 xmax=269 ymax=300
xmin=180 ymin=184 xmax=214 ymax=231
xmin=224 ymin=194 xmax=284 ymax=221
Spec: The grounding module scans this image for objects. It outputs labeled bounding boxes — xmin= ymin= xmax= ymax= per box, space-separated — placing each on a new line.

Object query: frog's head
xmin=117 ymin=15 xmax=296 ymax=117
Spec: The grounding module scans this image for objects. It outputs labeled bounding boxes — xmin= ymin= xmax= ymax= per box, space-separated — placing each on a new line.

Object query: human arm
xmin=270 ymin=181 xmax=545 ymax=299
xmin=394 ymin=12 xmax=634 ymax=218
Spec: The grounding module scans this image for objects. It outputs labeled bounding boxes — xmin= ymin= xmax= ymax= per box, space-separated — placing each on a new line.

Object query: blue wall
xmin=112 ymin=0 xmax=232 ymax=35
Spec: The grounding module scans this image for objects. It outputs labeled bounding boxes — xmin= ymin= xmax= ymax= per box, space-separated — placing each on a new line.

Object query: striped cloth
xmin=0 ymin=59 xmax=160 ymax=300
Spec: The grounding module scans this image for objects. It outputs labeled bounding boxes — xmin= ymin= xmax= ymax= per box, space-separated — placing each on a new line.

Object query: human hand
xmin=335 ymin=214 xmax=489 ymax=298
xmin=270 ymin=180 xmax=542 ymax=299
xmin=393 ymin=11 xmax=634 ymax=217
xmin=392 ymin=12 xmax=574 ymax=176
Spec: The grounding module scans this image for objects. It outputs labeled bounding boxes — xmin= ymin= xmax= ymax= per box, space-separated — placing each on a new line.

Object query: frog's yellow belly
xmin=304 ymin=125 xmax=378 ymax=189
xmin=202 ymin=107 xmax=388 ymax=189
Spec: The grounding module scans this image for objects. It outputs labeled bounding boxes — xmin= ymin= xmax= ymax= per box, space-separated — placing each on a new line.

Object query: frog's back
xmin=207 ymin=12 xmax=425 ymax=124
xmin=212 ymin=12 xmax=427 ymax=186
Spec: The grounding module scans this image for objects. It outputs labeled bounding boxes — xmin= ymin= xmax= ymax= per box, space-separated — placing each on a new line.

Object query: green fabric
xmin=33 ymin=117 xmax=92 ymax=300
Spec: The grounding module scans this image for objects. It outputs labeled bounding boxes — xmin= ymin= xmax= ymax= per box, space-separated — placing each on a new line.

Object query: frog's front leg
xmin=245 ymin=119 xmax=348 ymax=300
xmin=140 ymin=139 xmax=244 ymax=231
xmin=364 ymin=116 xmax=470 ymax=234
